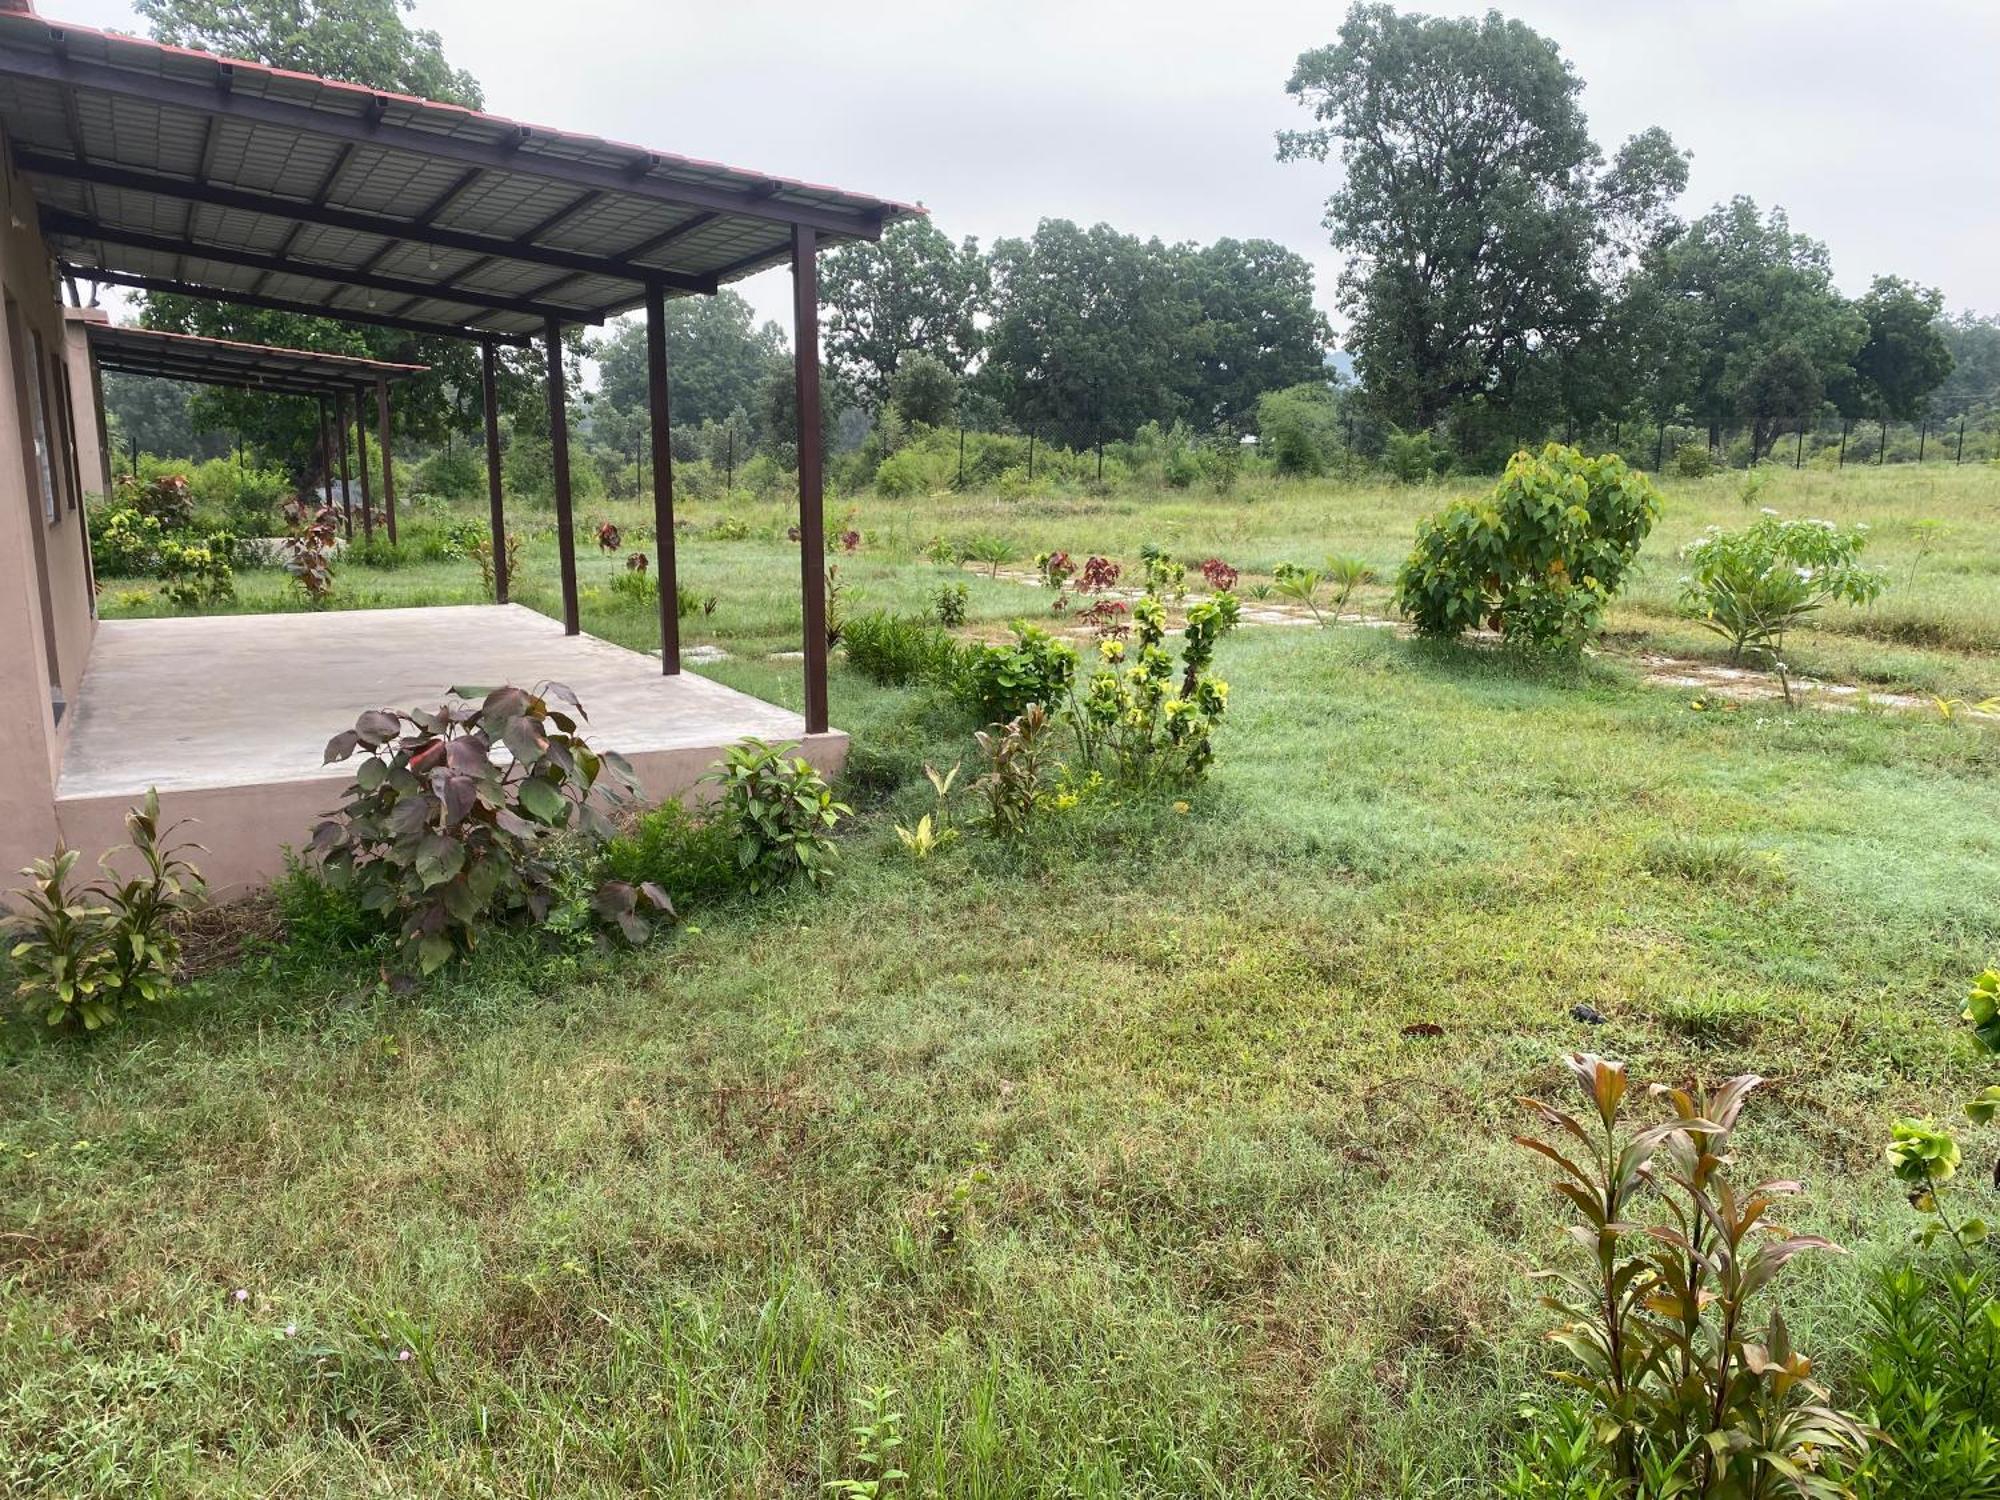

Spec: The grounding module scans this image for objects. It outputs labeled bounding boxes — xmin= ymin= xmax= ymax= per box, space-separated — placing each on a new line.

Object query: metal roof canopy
xmin=0 ymin=14 xmax=922 ymax=347
xmin=87 ymin=321 xmax=428 ymax=399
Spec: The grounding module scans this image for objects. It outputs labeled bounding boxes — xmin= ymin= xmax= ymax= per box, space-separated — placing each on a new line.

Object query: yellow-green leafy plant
xmin=1069 ymin=589 xmax=1240 ymax=788
xmin=158 ymin=532 xmax=236 ymax=609
xmin=5 ymin=789 xmax=203 ymax=1031
xmin=895 ymin=762 xmax=960 ymax=860
xmin=311 ymin=684 xmax=662 ymax=974
xmin=1397 ymin=444 xmax=1661 ymax=653
xmin=1884 ymin=967 xmax=2000 ymax=1253
xmin=1515 ymin=1054 xmax=1868 ymax=1495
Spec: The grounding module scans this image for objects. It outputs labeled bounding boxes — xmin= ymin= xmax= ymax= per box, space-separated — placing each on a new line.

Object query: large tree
xmin=1278 ymin=3 xmax=1686 ymax=431
xmin=1633 ymin=197 xmax=1865 ymax=452
xmin=819 ymin=219 xmax=987 ymax=409
xmin=981 ymin=220 xmax=1204 ymax=438
xmin=1183 ymin=239 xmax=1331 ymax=429
xmin=593 ymin=291 xmax=787 ymax=445
xmin=1933 ymin=313 xmax=2000 ymax=420
xmin=1850 ymin=276 xmax=1953 ymax=422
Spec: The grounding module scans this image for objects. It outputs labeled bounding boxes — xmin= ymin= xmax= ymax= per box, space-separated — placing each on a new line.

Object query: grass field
xmin=5 ymin=462 xmax=2000 ymax=1495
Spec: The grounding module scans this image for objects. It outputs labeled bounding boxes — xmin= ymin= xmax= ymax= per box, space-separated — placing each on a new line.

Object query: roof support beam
xmin=74 ymin=265 xmax=533 ymax=346
xmin=0 ymin=40 xmax=888 ymax=241
xmin=42 ymin=208 xmax=600 ymax=326
xmin=16 ymin=151 xmax=719 ymax=294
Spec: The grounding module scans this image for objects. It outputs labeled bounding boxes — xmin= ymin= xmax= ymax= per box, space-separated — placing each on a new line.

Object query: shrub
xmin=89 ymin=505 xmax=166 ymax=576
xmin=956 ymin=622 xmax=1077 ymax=724
xmin=187 ymin=458 xmax=290 ymax=533
xmin=1396 ymin=444 xmax=1661 ymax=653
xmin=281 ymin=502 xmax=340 ymax=606
xmin=972 ymin=704 xmax=1056 ymax=841
xmin=1076 ymin=555 xmax=1121 ymax=595
xmin=1139 ymin=544 xmax=1186 ymax=602
xmin=417 ymin=447 xmax=482 ymax=502
xmin=1255 ymin=382 xmax=1343 ymax=476
xmin=600 ymin=798 xmax=746 ymax=910
xmin=843 ymin=611 xmax=963 ymax=688
xmin=1384 ymin=428 xmax=1442 ymax=483
xmin=310 ymin=684 xmax=664 ymax=975
xmin=1849 ymin=1261 xmax=2000 ymax=1499
xmin=929 ymin=580 xmax=969 ymax=628
xmin=158 ymin=533 xmax=236 ymax=609
xmin=1069 ymin=590 xmax=1240 ymax=788
xmin=118 ymin=470 xmax=194 ymax=528
xmin=1678 ymin=513 xmax=1885 ymax=699
xmin=1514 ymin=1055 xmax=1867 ymax=1493
xmin=1271 ymin=562 xmax=1328 ymax=625
xmin=470 ymin=531 xmax=522 ymax=600
xmin=4 ymin=790 xmax=203 ymax=1031
xmin=1671 ymin=441 xmax=1717 ymax=478
xmin=959 ymin=536 xmax=1015 ymax=577
xmin=704 ymin=739 xmax=850 ymax=894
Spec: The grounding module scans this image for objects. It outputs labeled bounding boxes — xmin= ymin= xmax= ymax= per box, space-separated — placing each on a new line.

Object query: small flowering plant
xmin=1677 ymin=512 xmax=1884 ymax=696
xmin=1068 ymin=588 xmax=1239 ymax=789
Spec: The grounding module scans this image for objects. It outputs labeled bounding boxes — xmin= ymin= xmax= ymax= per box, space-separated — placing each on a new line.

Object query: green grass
xmin=7 ymin=464 xmax=2000 ymax=1495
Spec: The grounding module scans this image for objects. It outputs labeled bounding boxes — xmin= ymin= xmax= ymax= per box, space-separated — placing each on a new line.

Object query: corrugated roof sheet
xmin=87 ymin=321 xmax=429 ymax=396
xmin=0 ymin=13 xmax=922 ymax=344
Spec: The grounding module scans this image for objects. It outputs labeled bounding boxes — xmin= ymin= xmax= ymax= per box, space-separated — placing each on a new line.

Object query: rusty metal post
xmin=480 ymin=338 xmax=508 ymax=603
xmin=645 ymin=281 xmax=681 ymax=673
xmin=335 ymin=390 xmax=353 ymax=537
xmin=354 ymin=385 xmax=374 ymax=542
xmin=375 ymin=375 xmax=397 ymax=541
xmin=545 ymin=319 xmax=580 ymax=634
xmin=791 ymin=225 xmax=829 ymax=734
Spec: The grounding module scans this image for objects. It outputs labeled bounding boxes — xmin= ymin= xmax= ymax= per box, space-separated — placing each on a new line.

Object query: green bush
xmin=1069 ymin=590 xmax=1239 ymax=788
xmin=1395 ymin=444 xmax=1661 ymax=654
xmin=310 ymin=684 xmax=665 ymax=975
xmin=416 ymin=448 xmax=482 ymax=501
xmin=704 ymin=739 xmax=851 ymax=894
xmin=1849 ymin=1261 xmax=2000 ymax=1498
xmin=842 ymin=610 xmax=964 ymax=688
xmin=1677 ymin=513 xmax=1885 ymax=681
xmin=1384 ymin=428 xmax=1442 ymax=483
xmin=88 ymin=505 xmax=166 ymax=576
xmin=955 ymin=622 xmax=1078 ymax=724
xmin=1670 ymin=441 xmax=1717 ymax=478
xmin=158 ymin=533 xmax=237 ymax=608
xmin=187 ymin=457 xmax=290 ymax=534
xmin=601 ymin=798 xmax=747 ymax=910
xmin=1254 ymin=382 xmax=1343 ymax=476
xmin=3 ymin=790 xmax=203 ymax=1032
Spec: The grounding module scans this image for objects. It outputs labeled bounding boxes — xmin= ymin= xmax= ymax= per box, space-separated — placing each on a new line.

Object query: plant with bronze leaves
xmin=311 ymin=684 xmax=666 ymax=975
xmin=95 ymin=790 xmax=204 ymax=1013
xmin=281 ymin=502 xmax=341 ymax=606
xmin=626 ymin=551 xmax=649 ymax=574
xmin=1516 ymin=1054 xmax=1868 ymax=1497
xmin=973 ymin=703 xmax=1056 ymax=842
xmin=596 ymin=521 xmax=622 ymax=553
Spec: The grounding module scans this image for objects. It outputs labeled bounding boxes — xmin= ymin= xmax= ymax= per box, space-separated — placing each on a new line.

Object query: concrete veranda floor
xmin=52 ymin=604 xmax=841 ymax=892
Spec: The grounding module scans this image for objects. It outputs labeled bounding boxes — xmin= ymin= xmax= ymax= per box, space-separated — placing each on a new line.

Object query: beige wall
xmin=0 ymin=121 xmax=98 ymax=885
xmin=63 ymin=307 xmax=113 ymax=503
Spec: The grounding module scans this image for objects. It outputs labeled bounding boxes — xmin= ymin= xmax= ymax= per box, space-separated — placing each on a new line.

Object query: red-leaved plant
xmin=1516 ymin=1054 xmax=1868 ymax=1496
xmin=1077 ymin=555 xmax=1121 ymax=595
xmin=311 ymin=683 xmax=669 ymax=975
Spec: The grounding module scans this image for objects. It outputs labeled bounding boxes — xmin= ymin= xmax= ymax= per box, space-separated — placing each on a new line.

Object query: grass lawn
xmin=5 ymin=462 xmax=2000 ymax=1495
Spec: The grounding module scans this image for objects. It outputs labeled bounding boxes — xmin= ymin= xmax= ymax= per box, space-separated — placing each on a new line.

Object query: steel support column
xmin=791 ymin=225 xmax=828 ymax=734
xmin=545 ymin=319 xmax=580 ymax=634
xmin=480 ymin=338 xmax=508 ymax=603
xmin=645 ymin=281 xmax=680 ymax=674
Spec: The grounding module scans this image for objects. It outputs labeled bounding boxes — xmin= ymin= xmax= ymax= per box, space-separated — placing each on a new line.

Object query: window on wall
xmin=24 ymin=327 xmax=56 ymax=524
xmin=50 ymin=347 xmax=81 ymax=511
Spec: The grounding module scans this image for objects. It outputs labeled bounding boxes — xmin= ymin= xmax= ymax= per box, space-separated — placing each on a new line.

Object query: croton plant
xmin=311 ymin=682 xmax=669 ymax=974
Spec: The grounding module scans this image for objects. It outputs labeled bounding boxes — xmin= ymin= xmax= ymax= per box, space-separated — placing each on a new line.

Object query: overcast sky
xmin=51 ymin=0 xmax=2000 ymax=344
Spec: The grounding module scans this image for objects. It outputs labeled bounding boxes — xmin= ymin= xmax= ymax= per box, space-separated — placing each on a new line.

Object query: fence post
xmin=1918 ymin=422 xmax=1927 ymax=463
xmin=1838 ymin=420 xmax=1848 ymax=467
xmin=1795 ymin=420 xmax=1804 ymax=469
xmin=1095 ymin=434 xmax=1103 ymax=484
xmin=726 ymin=428 xmax=734 ymax=491
xmin=1656 ymin=421 xmax=1665 ymax=471
xmin=957 ymin=419 xmax=965 ymax=488
xmin=1879 ymin=418 xmax=1887 ymax=465
xmin=1958 ymin=414 xmax=1967 ymax=464
xmin=1028 ymin=428 xmax=1036 ymax=482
